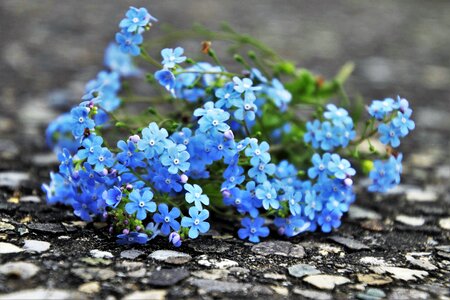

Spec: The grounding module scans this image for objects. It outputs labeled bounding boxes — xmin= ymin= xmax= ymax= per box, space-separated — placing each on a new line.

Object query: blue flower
xmin=238 ymin=217 xmax=269 ymax=243
xmin=287 ymin=191 xmax=302 ymax=216
xmin=155 ymin=69 xmax=176 ymax=93
xmin=137 ymin=122 xmax=168 ymax=159
xmin=104 ymin=43 xmax=141 ymax=77
xmin=119 ymin=6 xmax=157 ymax=33
xmin=267 ymin=79 xmax=292 ymax=111
xmin=274 ymin=216 xmax=310 ymax=237
xmin=117 ymin=140 xmax=145 ymax=168
xmin=327 ymin=154 xmax=355 ymax=179
xmin=161 ymin=47 xmax=186 ymax=68
xmin=125 ymin=189 xmax=156 ymax=220
xmin=103 ymin=186 xmax=122 ymax=208
xmin=234 ymin=93 xmax=257 ymax=122
xmin=87 ymin=147 xmax=114 ymax=172
xmin=115 ymin=31 xmax=143 ymax=56
xmin=72 ymin=193 xmax=98 ymax=222
xmin=77 ymin=135 xmax=103 ymax=160
xmin=184 ymin=184 xmax=209 ymax=210
xmin=324 ymin=104 xmax=352 ymax=126
xmin=317 ymin=209 xmax=342 ymax=233
xmin=319 ymin=121 xmax=339 ymax=151
xmin=304 ymin=190 xmax=322 ymax=220
xmin=153 ymin=203 xmax=181 ymax=235
xmin=255 ymin=181 xmax=279 ymax=210
xmin=368 ymin=98 xmax=396 ymax=120
xmin=58 ymin=148 xmax=73 ymax=176
xmin=392 ymin=109 xmax=415 ymax=137
xmin=325 ymin=196 xmax=349 ymax=215
xmin=304 ymin=120 xmax=322 ymax=148
xmin=153 ymin=166 xmax=183 ymax=193
xmin=197 ymin=107 xmax=230 ymax=134
xmin=245 ymin=140 xmax=271 ymax=166
xmin=368 ymin=154 xmax=403 ymax=193
xmin=160 ymin=142 xmax=190 ymax=174
xmin=378 ymin=123 xmax=402 ymax=147
xmin=146 ymin=222 xmax=161 ymax=240
xmin=248 ymin=161 xmax=276 ymax=183
xmin=215 ymin=82 xmax=240 ymax=109
xmin=181 ymin=207 xmax=210 ymax=238
xmin=233 ymin=77 xmax=260 ymax=94
xmin=71 ymin=106 xmax=94 ymax=138
xmin=117 ymin=232 xmax=149 ymax=245
xmin=308 ymin=153 xmax=331 ymax=180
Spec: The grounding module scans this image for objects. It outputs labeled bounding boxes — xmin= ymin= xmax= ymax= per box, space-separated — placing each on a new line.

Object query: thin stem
xmin=174 ymin=70 xmax=239 ymax=77
xmin=140 ymin=47 xmax=163 ymax=69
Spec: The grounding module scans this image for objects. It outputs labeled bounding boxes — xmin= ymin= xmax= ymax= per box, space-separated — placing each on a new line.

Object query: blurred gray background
xmin=0 ymin=0 xmax=449 ymax=156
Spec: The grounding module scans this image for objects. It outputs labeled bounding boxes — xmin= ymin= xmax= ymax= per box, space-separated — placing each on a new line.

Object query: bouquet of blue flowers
xmin=43 ymin=6 xmax=415 ymax=246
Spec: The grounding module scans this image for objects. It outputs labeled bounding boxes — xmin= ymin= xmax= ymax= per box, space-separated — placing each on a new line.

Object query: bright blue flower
xmin=238 ymin=217 xmax=269 ymax=243
xmin=87 ymin=147 xmax=114 ymax=172
xmin=125 ymin=189 xmax=156 ymax=220
xmin=317 ymin=209 xmax=342 ymax=233
xmin=146 ymin=222 xmax=161 ymax=240
xmin=115 ymin=31 xmax=143 ymax=56
xmin=222 ymin=164 xmax=245 ymax=190
xmin=288 ymin=191 xmax=302 ymax=216
xmin=103 ymin=186 xmax=122 ymax=208
xmin=274 ymin=216 xmax=310 ymax=237
xmin=154 ymin=69 xmax=176 ymax=93
xmin=104 ymin=43 xmax=141 ymax=77
xmin=245 ymin=140 xmax=271 ymax=166
xmin=319 ymin=121 xmax=339 ymax=151
xmin=184 ymin=183 xmax=209 ymax=210
xmin=117 ymin=140 xmax=145 ymax=168
xmin=153 ymin=167 xmax=182 ymax=193
xmin=72 ymin=192 xmax=98 ymax=222
xmin=327 ymin=154 xmax=356 ymax=179
xmin=304 ymin=190 xmax=322 ymax=220
xmin=215 ymin=82 xmax=241 ymax=109
xmin=304 ymin=120 xmax=322 ymax=148
xmin=255 ymin=181 xmax=279 ymax=210
xmin=197 ymin=107 xmax=230 ymax=134
xmin=71 ymin=106 xmax=95 ymax=138
xmin=86 ymin=71 xmax=121 ymax=95
xmin=181 ymin=207 xmax=210 ymax=238
xmin=58 ymin=148 xmax=73 ymax=176
xmin=378 ymin=123 xmax=402 ymax=147
xmin=392 ymin=109 xmax=415 ymax=137
xmin=267 ymin=78 xmax=292 ymax=111
xmin=324 ymin=104 xmax=352 ymax=126
xmin=368 ymin=98 xmax=396 ymax=120
xmin=308 ymin=153 xmax=331 ymax=180
xmin=248 ymin=161 xmax=276 ymax=183
xmin=78 ymin=162 xmax=104 ymax=186
xmin=42 ymin=172 xmax=75 ymax=205
xmin=153 ymin=203 xmax=181 ymax=235
xmin=368 ymin=154 xmax=403 ymax=193
xmin=250 ymin=68 xmax=268 ymax=83
xmin=45 ymin=113 xmax=79 ymax=154
xmin=117 ymin=232 xmax=149 ymax=245
xmin=119 ymin=6 xmax=157 ymax=33
xmin=137 ymin=122 xmax=168 ymax=159
xmin=234 ymin=93 xmax=257 ymax=122
xmin=161 ymin=47 xmax=186 ymax=68
xmin=160 ymin=142 xmax=190 ymax=174
xmin=77 ymin=135 xmax=103 ymax=160
xmin=325 ymin=196 xmax=349 ymax=215
xmin=170 ymin=127 xmax=192 ymax=146
xmin=233 ymin=76 xmax=260 ymax=94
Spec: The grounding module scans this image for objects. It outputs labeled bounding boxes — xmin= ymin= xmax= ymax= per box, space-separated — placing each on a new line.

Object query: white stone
xmin=0 ymin=172 xmax=30 ymax=188
xmin=438 ymin=217 xmax=450 ymax=230
xmin=405 ymin=189 xmax=438 ymax=202
xmin=303 ymin=274 xmax=351 ymax=290
xmin=359 ymin=256 xmax=389 ymax=266
xmin=23 ymin=240 xmax=51 ymax=253
xmin=348 ymin=205 xmax=381 ymax=220
xmin=370 ymin=266 xmax=428 ymax=281
xmin=0 ymin=262 xmax=40 ymax=279
xmin=197 ymin=255 xmax=239 ymax=269
xmin=78 ymin=281 xmax=101 ymax=294
xmin=148 ymin=250 xmax=192 ymax=264
xmin=395 ymin=215 xmax=425 ymax=226
xmin=0 ymin=288 xmax=83 ymax=300
xmin=122 ymin=290 xmax=167 ymax=300
xmin=90 ymin=249 xmax=113 ymax=259
xmin=0 ymin=242 xmax=23 ymax=254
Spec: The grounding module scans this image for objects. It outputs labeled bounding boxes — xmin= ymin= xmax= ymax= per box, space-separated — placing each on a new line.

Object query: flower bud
xmin=180 ymin=174 xmax=189 ymax=183
xmin=122 ymin=229 xmax=129 ymax=235
xmin=135 ymin=226 xmax=141 ymax=231
xmin=129 ymin=134 xmax=141 ymax=143
xmin=126 ymin=183 xmax=133 ymax=191
xmin=277 ymin=226 xmax=285 ymax=236
xmin=344 ymin=177 xmax=353 ymax=187
xmin=224 ymin=129 xmax=235 ymax=140
xmin=221 ymin=189 xmax=231 ymax=198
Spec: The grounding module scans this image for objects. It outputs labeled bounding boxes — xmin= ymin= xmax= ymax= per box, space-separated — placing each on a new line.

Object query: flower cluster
xmin=43 ymin=6 xmax=416 ymax=246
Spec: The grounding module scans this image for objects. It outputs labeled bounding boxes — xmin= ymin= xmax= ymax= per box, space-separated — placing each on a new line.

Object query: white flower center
xmin=149 ymin=139 xmax=155 ymax=146
xmin=78 ymin=117 xmax=84 ymax=123
xmin=212 ymin=120 xmax=219 ymax=126
xmin=250 ymin=227 xmax=257 ymax=234
xmin=164 ymin=216 xmax=170 ymax=222
xmin=139 ymin=201 xmax=145 ymax=207
xmin=266 ymin=193 xmax=272 ymax=199
xmin=194 ymin=218 xmax=200 ymax=225
xmin=173 ymin=158 xmax=180 ymax=165
xmin=98 ymin=155 xmax=105 ymax=162
xmin=132 ymin=17 xmax=139 ymax=23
